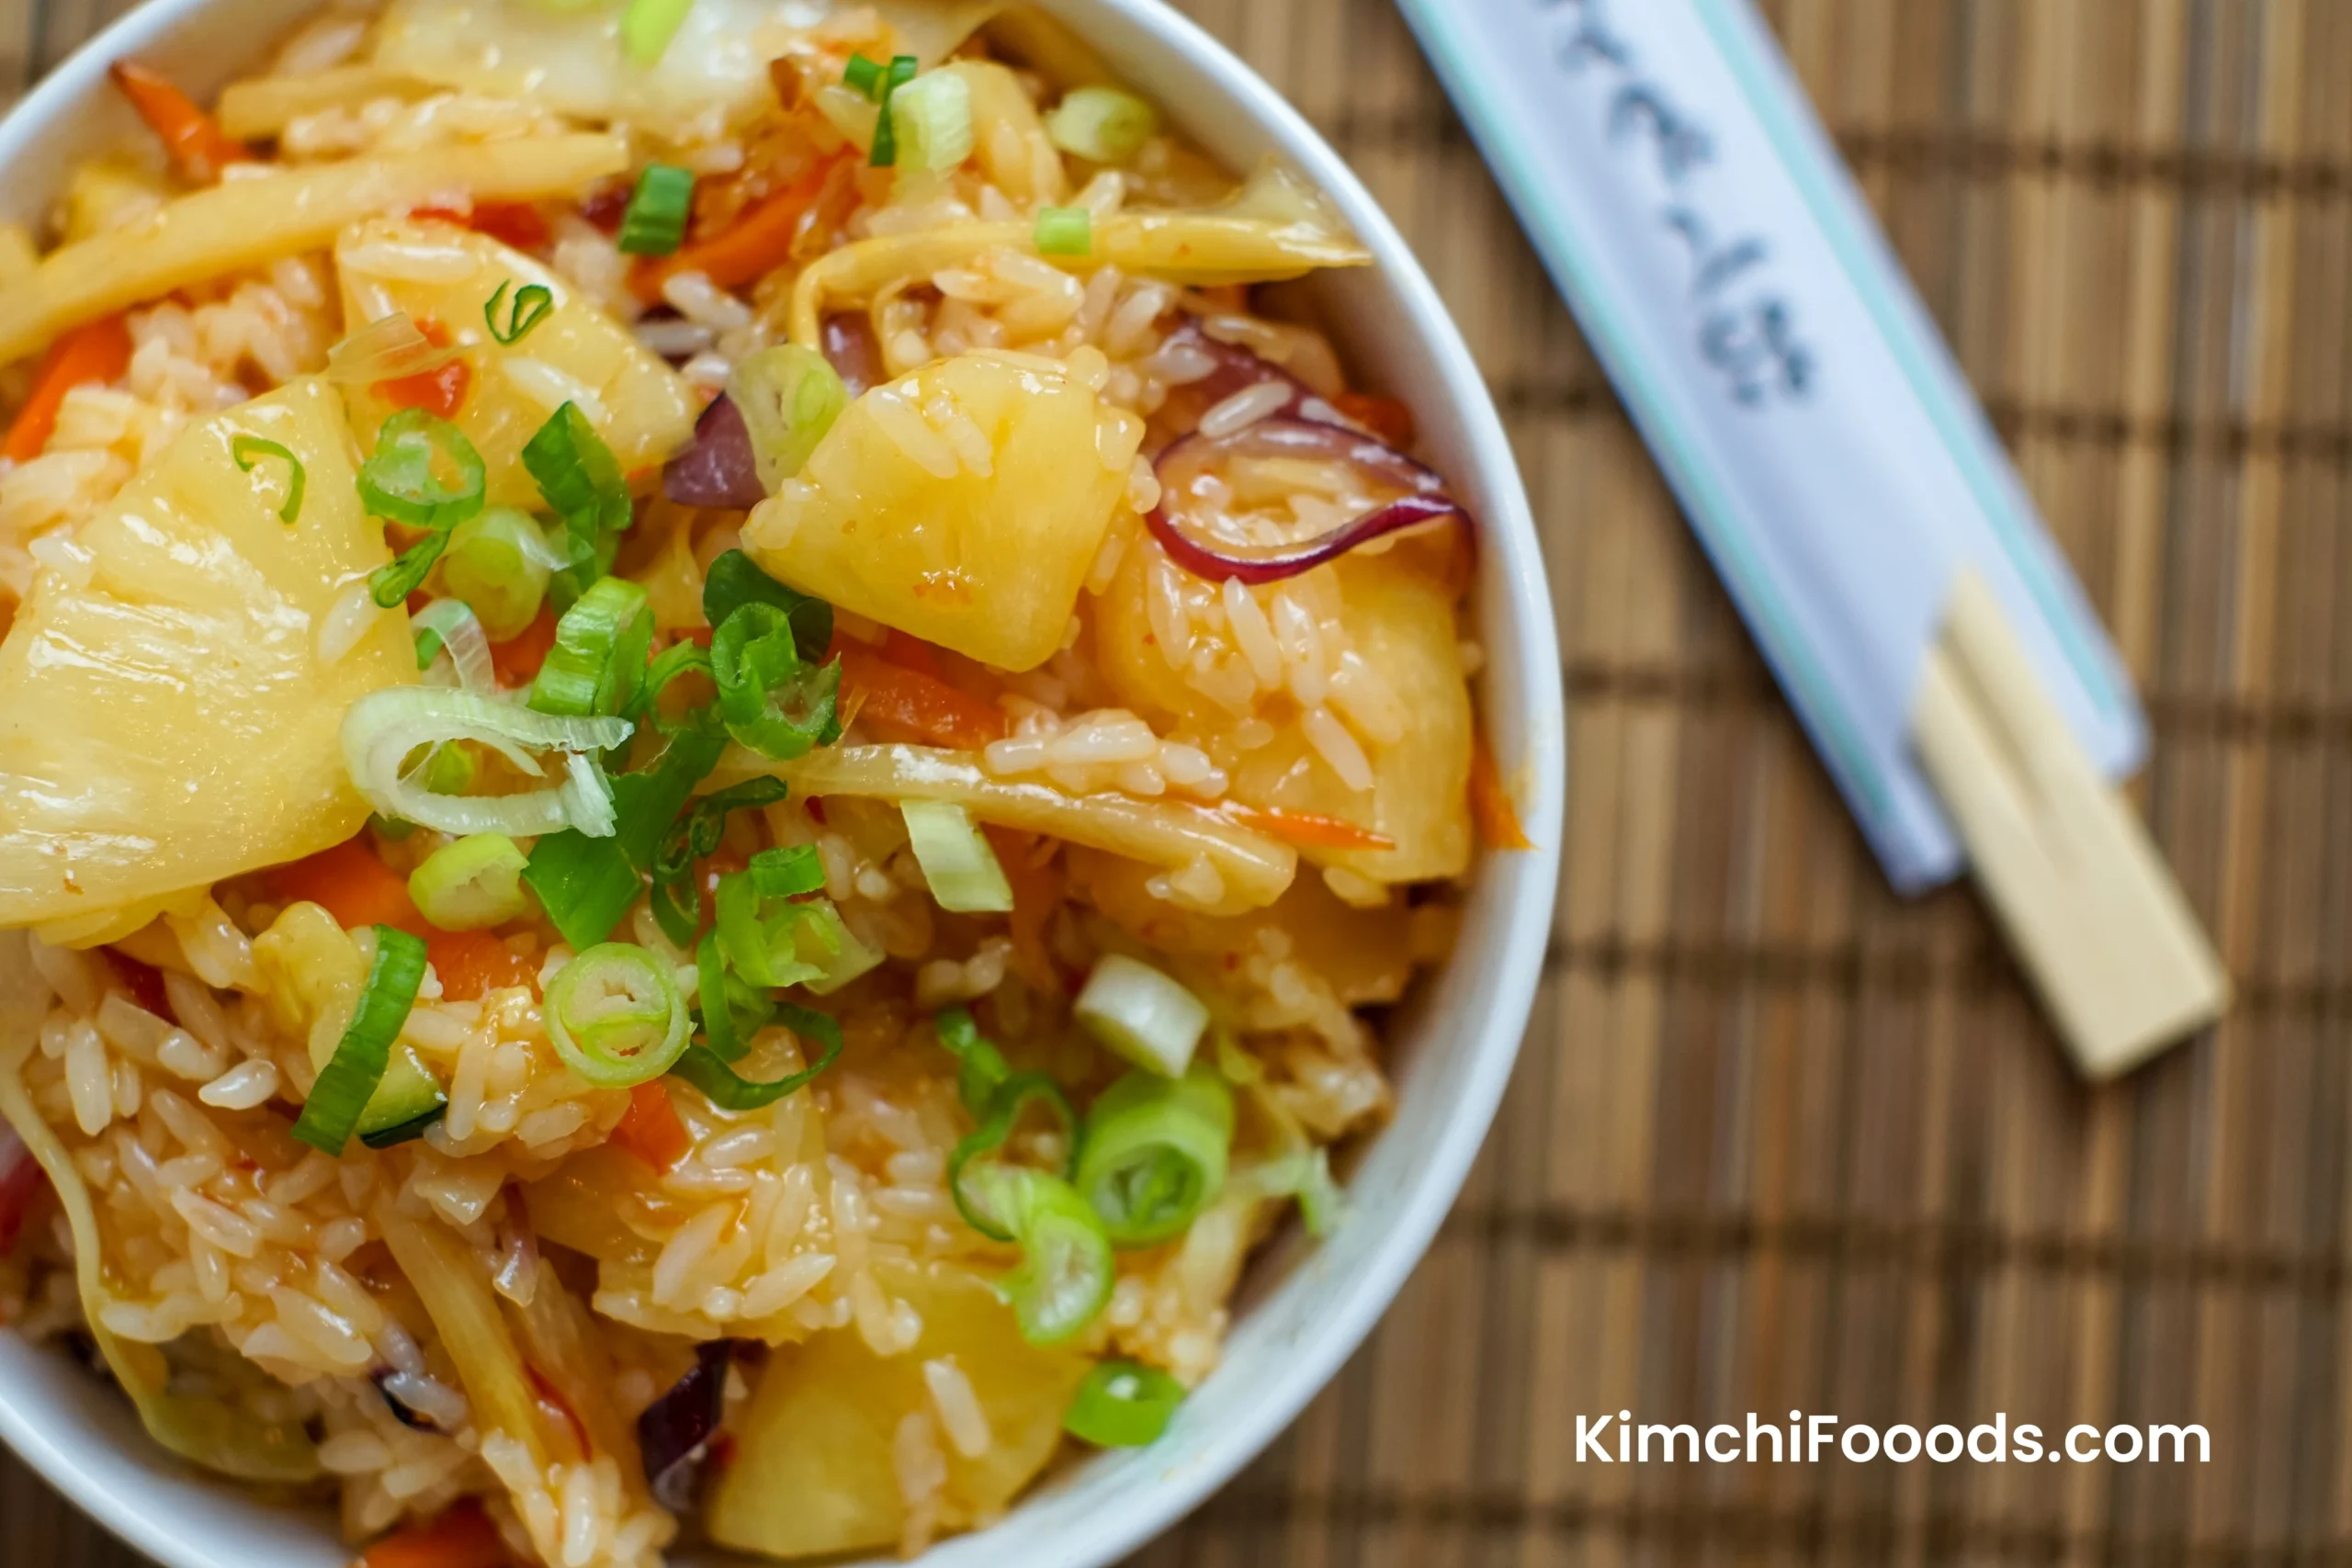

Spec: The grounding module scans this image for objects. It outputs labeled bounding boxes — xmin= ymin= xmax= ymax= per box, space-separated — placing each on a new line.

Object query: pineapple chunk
xmin=706 ymin=1259 xmax=1091 ymax=1559
xmin=0 ymin=379 xmax=413 ymax=931
xmin=337 ymin=217 xmax=695 ymax=510
xmin=741 ymin=352 xmax=1144 ymax=672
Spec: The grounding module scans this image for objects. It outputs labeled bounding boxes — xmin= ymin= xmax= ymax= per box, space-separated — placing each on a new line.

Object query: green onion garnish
xmin=523 ymin=400 xmax=632 ymax=609
xmin=544 ymin=942 xmax=693 ymax=1089
xmin=1064 ymin=1360 xmax=1185 ymax=1447
xmin=524 ymin=726 xmax=725 ymax=950
xmin=948 ymin=1071 xmax=1079 ymax=1242
xmin=361 ymin=410 xmax=488 ymax=606
xmin=693 ymin=929 xmax=775 ymax=1061
xmin=726 ymin=346 xmax=851 ymax=494
xmin=710 ymin=602 xmax=842 ymax=760
xmin=483 ymin=279 xmax=555 ymax=346
xmin=1034 ymin=206 xmax=1092 ymax=257
xmin=888 ymin=69 xmax=974 ymax=173
xmin=616 ymin=164 xmax=695 ymax=256
xmin=442 ymin=507 xmax=555 ymax=641
xmin=1073 ymin=953 xmax=1210 ymax=1078
xmin=702 ymin=549 xmax=831 ymax=660
xmin=528 ymin=575 xmax=653 ymax=719
xmin=900 ymin=799 xmax=1014 ymax=913
xmin=713 ymin=867 xmax=834 ymax=989
xmin=1044 ymin=85 xmax=1159 ymax=165
xmin=1072 ymin=1067 xmax=1233 ymax=1247
xmin=1238 ymin=1145 xmax=1343 ymax=1237
xmin=408 ymin=833 xmax=531 ymax=932
xmin=410 ymin=597 xmax=494 ymax=691
xmin=842 ymin=52 xmax=883 ymax=99
xmin=231 ymin=434 xmax=306 ymax=525
xmin=794 ymin=900 xmax=883 ymax=996
xmin=865 ymin=54 xmax=920 ymax=167
xmin=340 ymin=686 xmax=631 ymax=839
xmin=290 ymin=926 xmax=428 ymax=1156
xmin=960 ymin=1163 xmax=1114 ymax=1345
xmin=648 ymin=774 xmax=787 ymax=945
xmin=748 ymin=843 xmax=823 ymax=898
xmin=670 ymin=1001 xmax=842 ymax=1110
xmin=933 ymin=1004 xmax=1012 ymax=1114
xmin=619 ymin=0 xmax=695 ymax=64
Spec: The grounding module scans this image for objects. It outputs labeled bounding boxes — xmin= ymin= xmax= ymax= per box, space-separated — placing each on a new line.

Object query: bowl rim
xmin=0 ymin=1 xmax=1566 ymax=1564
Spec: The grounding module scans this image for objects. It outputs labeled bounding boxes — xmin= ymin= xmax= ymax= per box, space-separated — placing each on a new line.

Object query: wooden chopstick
xmin=1911 ymin=570 xmax=2228 ymax=1078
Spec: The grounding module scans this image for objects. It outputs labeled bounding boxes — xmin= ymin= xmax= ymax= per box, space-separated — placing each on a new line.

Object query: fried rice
xmin=0 ymin=3 xmax=1509 ymax=1562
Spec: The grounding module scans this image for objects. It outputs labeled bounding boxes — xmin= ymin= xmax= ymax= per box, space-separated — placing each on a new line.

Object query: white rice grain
xmin=1197 ymin=379 xmax=1292 ymax=439
xmin=1302 ymin=705 xmax=1376 ymax=792
xmin=923 ymin=1357 xmax=993 ymax=1458
xmin=199 ymin=1059 xmax=280 ymax=1110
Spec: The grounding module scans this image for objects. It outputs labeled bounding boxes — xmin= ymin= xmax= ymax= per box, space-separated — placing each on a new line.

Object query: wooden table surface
xmin=11 ymin=1 xmax=2352 ymax=1564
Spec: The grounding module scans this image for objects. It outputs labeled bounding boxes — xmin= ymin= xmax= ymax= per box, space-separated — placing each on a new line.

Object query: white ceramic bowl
xmin=0 ymin=2 xmax=1566 ymax=1562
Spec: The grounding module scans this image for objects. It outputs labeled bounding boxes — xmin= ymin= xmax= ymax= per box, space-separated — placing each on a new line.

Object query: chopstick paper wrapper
xmin=1396 ymin=0 xmax=2227 ymax=1077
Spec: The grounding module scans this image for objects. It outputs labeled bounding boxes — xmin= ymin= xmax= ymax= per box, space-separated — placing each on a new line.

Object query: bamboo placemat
xmin=6 ymin=1 xmax=2351 ymax=1564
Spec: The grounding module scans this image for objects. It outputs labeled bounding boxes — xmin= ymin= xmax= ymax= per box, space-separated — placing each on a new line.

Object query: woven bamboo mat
xmin=6 ymin=1 xmax=2352 ymax=1563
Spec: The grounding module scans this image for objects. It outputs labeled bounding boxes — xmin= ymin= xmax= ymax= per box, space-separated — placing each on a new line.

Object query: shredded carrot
xmin=1468 ymin=726 xmax=1532 ymax=851
xmin=427 ymin=931 xmax=538 ymax=1001
xmin=360 ymin=1499 xmax=512 ymax=1568
xmin=374 ymin=318 xmax=471 ymax=420
xmin=491 ymin=607 xmax=560 ymax=685
xmin=629 ymin=159 xmax=838 ymax=304
xmin=833 ymin=641 xmax=1007 ymax=751
xmin=3 ymin=314 xmax=132 ymax=463
xmin=412 ymin=200 xmax=551 ymax=251
xmin=1221 ymin=803 xmax=1396 ymax=853
xmin=882 ymin=628 xmax=944 ymax=679
xmin=109 ymin=61 xmax=251 ymax=183
xmin=982 ymin=826 xmax=1064 ymax=993
xmin=269 ymin=838 xmax=434 ymax=938
xmin=1330 ymin=390 xmax=1417 ymax=448
xmin=613 ymin=1081 xmax=693 ymax=1173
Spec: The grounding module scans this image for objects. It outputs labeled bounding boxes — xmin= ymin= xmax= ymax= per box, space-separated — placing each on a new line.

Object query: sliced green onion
xmin=1064 ymin=1360 xmax=1184 ymax=1447
xmin=693 ymin=931 xmax=775 ymax=1061
xmin=545 ymin=942 xmax=692 ymax=1089
xmin=370 ymin=535 xmax=450 ymax=608
xmin=1034 ymin=206 xmax=1092 ymax=257
xmin=888 ymin=69 xmax=973 ymax=173
xmin=526 ymin=726 xmax=725 ymax=950
xmin=528 ymin=575 xmax=653 ymax=719
xmin=899 ymin=799 xmax=1013 ymax=913
xmin=359 ymin=408 xmax=487 ymax=532
xmin=231 ymin=435 xmax=305 ymax=525
xmin=342 ymin=686 xmax=630 ymax=839
xmin=1237 ymin=1146 xmax=1343 ymax=1237
xmin=727 ymin=346 xmax=851 ymax=493
xmin=948 ymin=1071 xmax=1078 ymax=1242
xmin=961 ymin=1164 xmax=1114 ymax=1346
xmin=370 ymin=812 xmax=418 ymax=842
xmin=842 ymin=52 xmax=883 ymax=99
xmin=711 ymin=602 xmax=842 ymax=760
xmin=635 ymin=640 xmax=718 ymax=736
xmin=442 ymin=507 xmax=556 ymax=641
xmin=1072 ymin=1067 xmax=1232 ymax=1247
xmin=616 ymin=164 xmax=695 ymax=255
xmin=670 ymin=1002 xmax=842 ymax=1109
xmin=714 ymin=869 xmax=833 ymax=989
xmin=749 ymin=844 xmax=823 ymax=897
xmin=484 ymin=279 xmax=556 ymax=345
xmin=933 ymin=1004 xmax=1012 ymax=1114
xmin=648 ymin=775 xmax=788 ymax=945
xmin=620 ymin=0 xmax=695 ymax=64
xmin=411 ymin=598 xmax=495 ymax=692
xmin=290 ymin=926 xmax=428 ymax=1156
xmin=1073 ymin=954 xmax=1210 ymax=1077
xmin=1045 ymin=85 xmax=1159 ymax=164
xmin=524 ymin=401 xmax=631 ymax=608
xmin=865 ymin=54 xmax=919 ymax=167
xmin=702 ymin=550 xmax=830 ymax=660
xmin=408 ymin=834 xmax=532 ymax=931
xmin=796 ymin=900 xmax=884 ymax=996
xmin=416 ymin=741 xmax=477 ymax=796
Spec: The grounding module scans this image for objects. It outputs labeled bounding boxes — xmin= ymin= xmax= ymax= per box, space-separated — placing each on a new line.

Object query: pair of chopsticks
xmin=1913 ymin=572 xmax=2227 ymax=1077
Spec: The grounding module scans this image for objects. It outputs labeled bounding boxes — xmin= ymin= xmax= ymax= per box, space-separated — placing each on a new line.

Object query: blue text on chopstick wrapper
xmin=1398 ymin=0 xmax=2146 ymax=892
